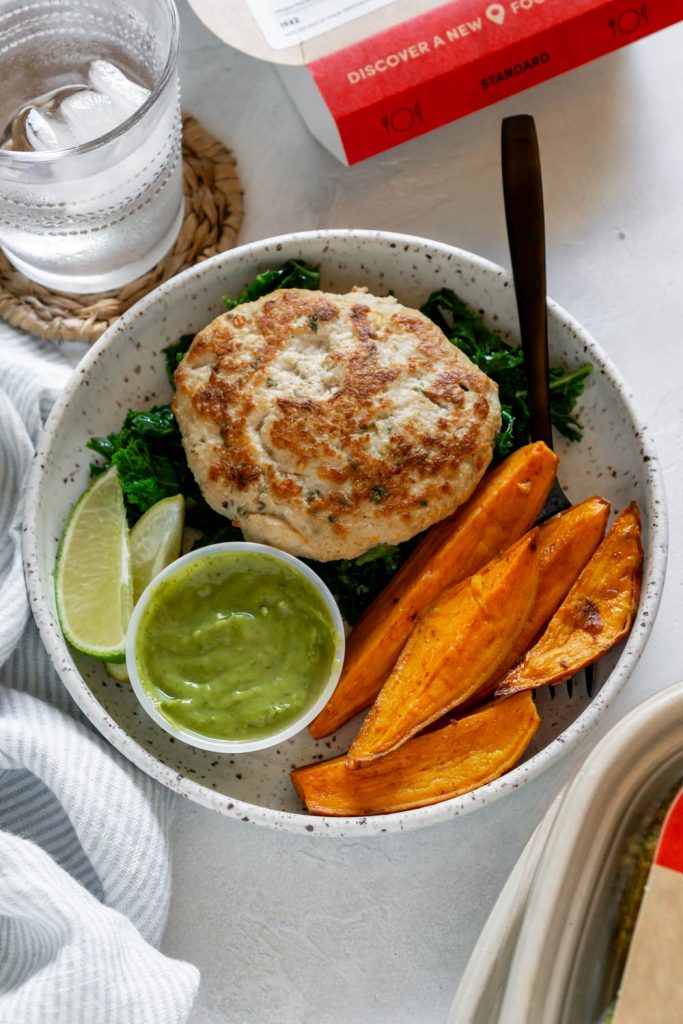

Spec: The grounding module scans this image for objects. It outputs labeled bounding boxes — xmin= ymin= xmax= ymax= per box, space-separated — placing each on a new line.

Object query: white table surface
xmin=154 ymin=7 xmax=683 ymax=1022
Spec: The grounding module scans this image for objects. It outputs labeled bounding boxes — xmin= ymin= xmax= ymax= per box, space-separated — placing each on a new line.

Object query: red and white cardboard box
xmin=189 ymin=0 xmax=683 ymax=164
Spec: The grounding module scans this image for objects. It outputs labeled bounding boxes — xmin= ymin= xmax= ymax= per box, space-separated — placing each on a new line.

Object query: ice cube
xmin=59 ymin=89 xmax=122 ymax=145
xmin=88 ymin=59 xmax=150 ymax=119
xmin=20 ymin=61 xmax=151 ymax=151
xmin=24 ymin=107 xmax=80 ymax=152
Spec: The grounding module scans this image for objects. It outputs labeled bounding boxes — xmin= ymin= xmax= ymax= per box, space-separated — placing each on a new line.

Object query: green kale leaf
xmin=308 ymin=542 xmax=410 ymax=626
xmin=420 ymin=288 xmax=591 ymax=460
xmin=548 ymin=364 xmax=593 ymax=442
xmin=87 ymin=404 xmax=188 ymax=520
xmin=222 ymin=259 xmax=321 ymax=309
xmin=87 ymin=403 xmax=252 ymax=539
xmin=162 ymin=334 xmax=194 ymax=385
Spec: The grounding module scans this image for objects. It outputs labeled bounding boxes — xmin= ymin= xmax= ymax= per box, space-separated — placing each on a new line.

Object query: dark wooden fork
xmin=501 ymin=113 xmax=592 ymax=697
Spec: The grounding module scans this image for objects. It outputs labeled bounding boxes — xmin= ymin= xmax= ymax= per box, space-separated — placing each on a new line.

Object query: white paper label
xmin=244 ymin=0 xmax=396 ymax=50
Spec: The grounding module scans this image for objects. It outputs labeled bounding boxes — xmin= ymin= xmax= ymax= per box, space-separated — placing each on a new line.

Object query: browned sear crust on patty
xmin=173 ymin=288 xmax=501 ymax=561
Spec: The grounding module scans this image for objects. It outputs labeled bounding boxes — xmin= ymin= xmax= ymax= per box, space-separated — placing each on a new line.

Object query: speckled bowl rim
xmin=23 ymin=229 xmax=669 ymax=837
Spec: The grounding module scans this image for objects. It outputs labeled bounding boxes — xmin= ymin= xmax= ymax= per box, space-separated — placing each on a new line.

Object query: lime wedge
xmin=105 ymin=660 xmax=131 ymax=683
xmin=103 ymin=493 xmax=185 ymax=684
xmin=55 ymin=466 xmax=133 ymax=662
xmin=129 ymin=493 xmax=185 ymax=602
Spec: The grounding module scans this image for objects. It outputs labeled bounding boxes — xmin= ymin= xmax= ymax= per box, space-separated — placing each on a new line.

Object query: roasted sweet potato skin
xmin=292 ymin=692 xmax=540 ymax=816
xmin=464 ymin=495 xmax=611 ymax=705
xmin=495 ymin=502 xmax=643 ymax=696
xmin=346 ymin=530 xmax=540 ymax=769
xmin=309 ymin=442 xmax=558 ymax=739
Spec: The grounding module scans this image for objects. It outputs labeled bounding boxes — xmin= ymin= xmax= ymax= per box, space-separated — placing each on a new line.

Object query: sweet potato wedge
xmin=292 ymin=691 xmax=540 ymax=816
xmin=309 ymin=441 xmax=558 ymax=739
xmin=465 ymin=495 xmax=611 ymax=704
xmin=494 ymin=502 xmax=643 ymax=697
xmin=346 ymin=530 xmax=540 ymax=769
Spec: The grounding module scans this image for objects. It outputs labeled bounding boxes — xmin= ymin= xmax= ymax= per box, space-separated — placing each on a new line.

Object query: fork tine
xmin=565 ymin=675 xmax=574 ymax=699
xmin=584 ymin=664 xmax=594 ymax=698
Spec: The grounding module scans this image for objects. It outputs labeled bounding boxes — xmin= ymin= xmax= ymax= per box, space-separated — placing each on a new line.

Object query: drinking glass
xmin=0 ymin=0 xmax=183 ymax=293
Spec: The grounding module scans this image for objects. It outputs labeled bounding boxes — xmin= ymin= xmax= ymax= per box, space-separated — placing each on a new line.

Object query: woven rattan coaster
xmin=0 ymin=115 xmax=244 ymax=343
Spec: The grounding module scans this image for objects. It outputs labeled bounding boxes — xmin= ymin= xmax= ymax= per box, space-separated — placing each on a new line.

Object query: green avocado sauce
xmin=135 ymin=551 xmax=340 ymax=742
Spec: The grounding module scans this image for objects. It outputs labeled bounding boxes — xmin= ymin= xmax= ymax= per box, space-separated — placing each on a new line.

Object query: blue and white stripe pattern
xmin=0 ymin=328 xmax=199 ymax=1023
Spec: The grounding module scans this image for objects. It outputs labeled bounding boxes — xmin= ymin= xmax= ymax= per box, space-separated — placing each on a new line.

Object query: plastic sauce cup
xmin=126 ymin=541 xmax=345 ymax=753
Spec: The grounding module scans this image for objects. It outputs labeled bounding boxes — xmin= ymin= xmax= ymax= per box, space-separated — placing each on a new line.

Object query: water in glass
xmin=0 ymin=0 xmax=182 ymax=293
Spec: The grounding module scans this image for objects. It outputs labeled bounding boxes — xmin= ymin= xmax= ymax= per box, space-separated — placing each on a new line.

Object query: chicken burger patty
xmin=173 ymin=287 xmax=501 ymax=561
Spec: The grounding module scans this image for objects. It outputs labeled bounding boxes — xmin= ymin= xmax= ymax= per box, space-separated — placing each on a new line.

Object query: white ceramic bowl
xmin=126 ymin=542 xmax=345 ymax=753
xmin=23 ymin=229 xmax=668 ymax=836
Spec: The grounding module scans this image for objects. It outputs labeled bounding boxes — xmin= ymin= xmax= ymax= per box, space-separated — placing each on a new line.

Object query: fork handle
xmin=501 ymin=115 xmax=553 ymax=450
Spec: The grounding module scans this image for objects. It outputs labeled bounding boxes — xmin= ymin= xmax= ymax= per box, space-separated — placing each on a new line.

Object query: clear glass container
xmin=0 ymin=0 xmax=182 ymax=293
xmin=497 ymin=683 xmax=683 ymax=1024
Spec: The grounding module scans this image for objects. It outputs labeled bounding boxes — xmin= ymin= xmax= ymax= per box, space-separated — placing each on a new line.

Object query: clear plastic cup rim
xmin=125 ymin=541 xmax=346 ymax=754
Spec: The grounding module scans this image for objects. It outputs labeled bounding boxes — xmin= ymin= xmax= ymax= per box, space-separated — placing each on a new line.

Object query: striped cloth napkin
xmin=0 ymin=327 xmax=199 ymax=1024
